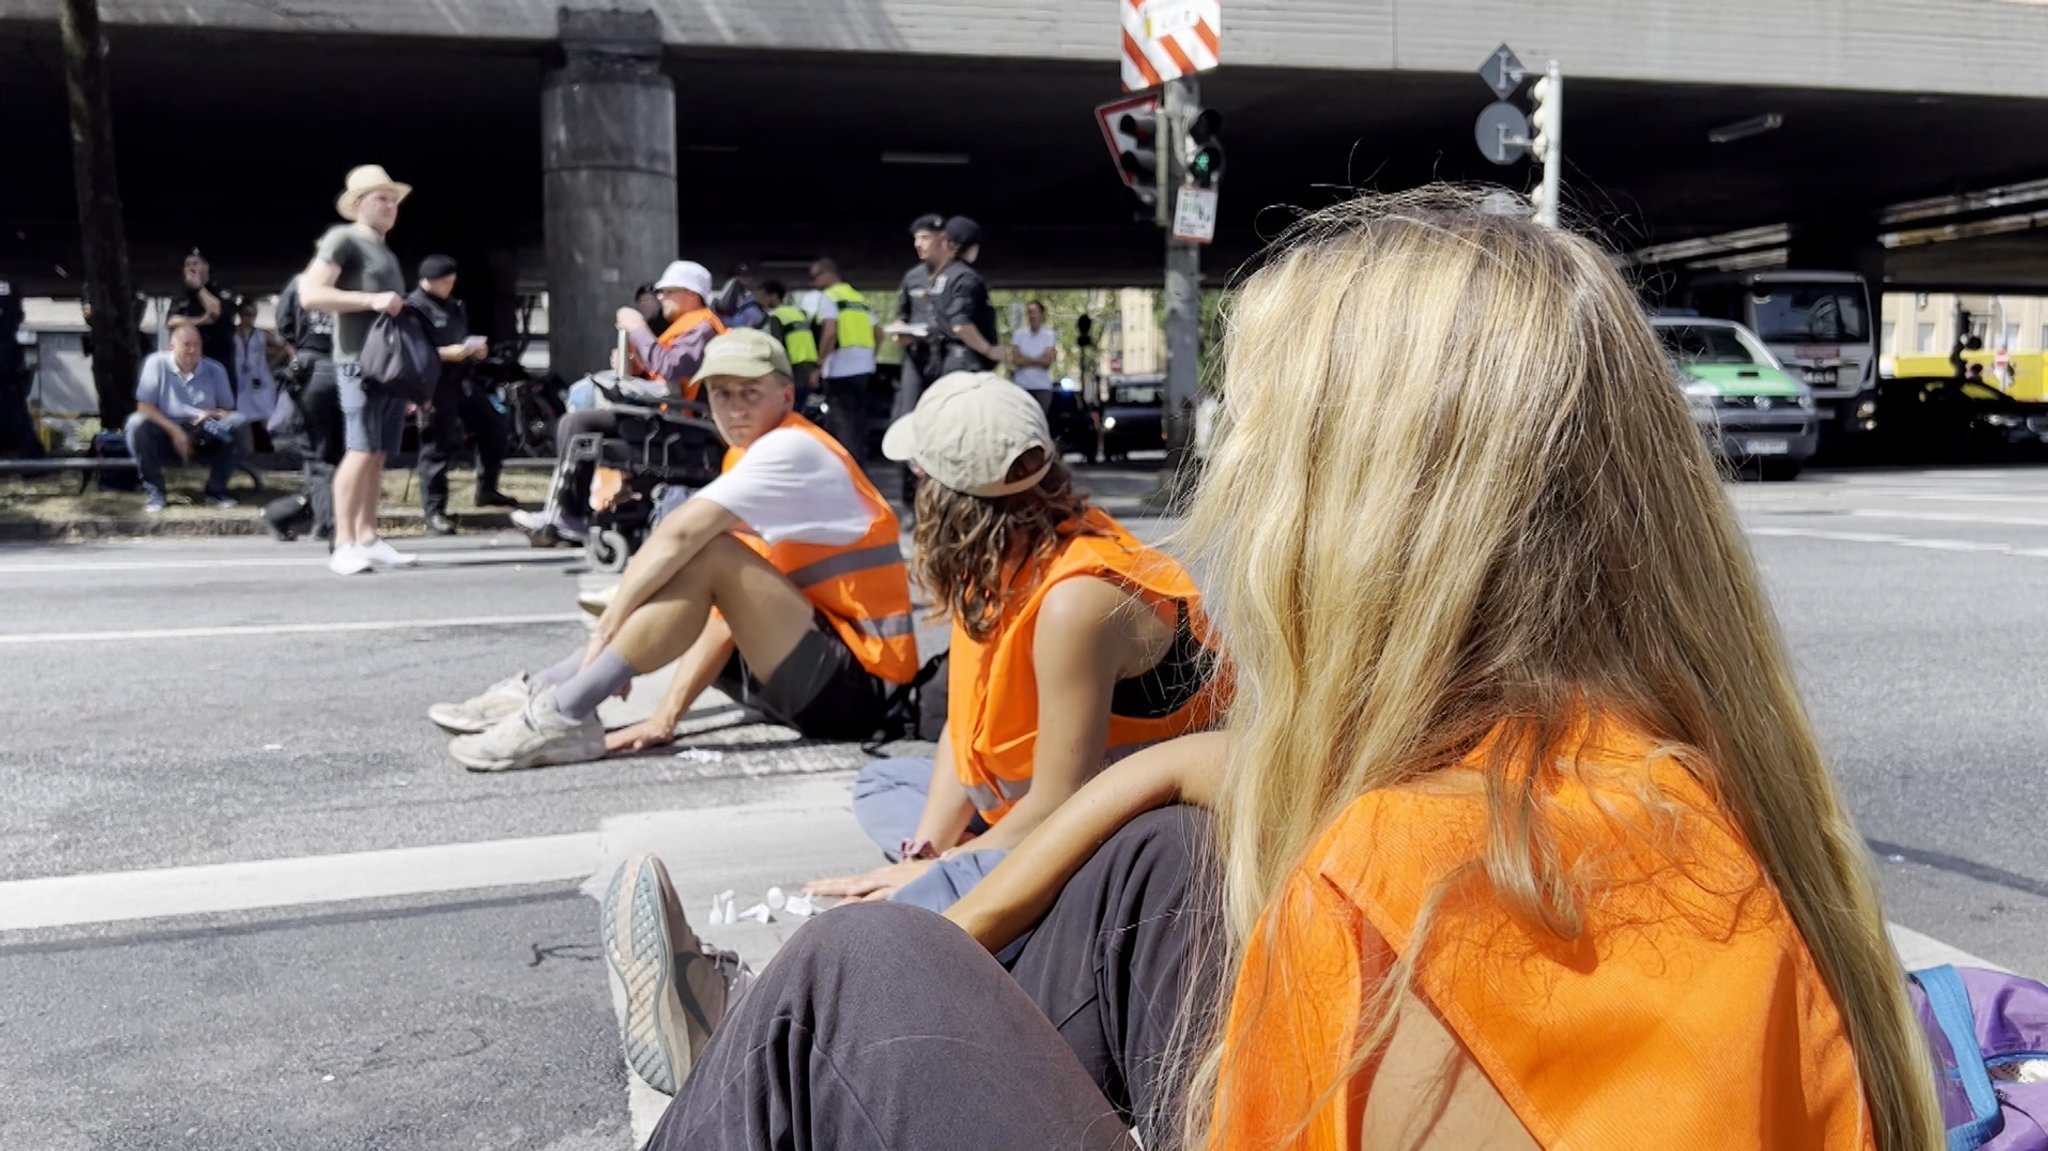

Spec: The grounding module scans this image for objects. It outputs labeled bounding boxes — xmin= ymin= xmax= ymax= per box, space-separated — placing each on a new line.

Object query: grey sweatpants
xmin=645 ymin=807 xmax=1219 ymax=1151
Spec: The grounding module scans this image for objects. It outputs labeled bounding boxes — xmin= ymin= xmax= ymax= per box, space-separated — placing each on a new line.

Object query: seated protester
xmin=437 ymin=328 xmax=916 ymax=770
xmin=805 ymin=372 xmax=1221 ymax=911
xmin=513 ymin=259 xmax=726 ymax=545
xmin=125 ymin=324 xmax=246 ymax=513
xmin=609 ymin=193 xmax=1943 ymax=1151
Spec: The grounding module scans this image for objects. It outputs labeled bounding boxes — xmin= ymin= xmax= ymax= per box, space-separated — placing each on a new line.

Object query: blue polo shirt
xmin=136 ymin=352 xmax=233 ymax=421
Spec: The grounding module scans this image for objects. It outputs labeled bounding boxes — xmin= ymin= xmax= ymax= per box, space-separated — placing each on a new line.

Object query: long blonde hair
xmin=1180 ymin=190 xmax=1941 ymax=1150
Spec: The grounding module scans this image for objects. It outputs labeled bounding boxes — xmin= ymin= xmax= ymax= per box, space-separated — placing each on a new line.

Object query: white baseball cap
xmin=653 ymin=260 xmax=714 ymax=299
xmin=883 ymin=372 xmax=1055 ymax=497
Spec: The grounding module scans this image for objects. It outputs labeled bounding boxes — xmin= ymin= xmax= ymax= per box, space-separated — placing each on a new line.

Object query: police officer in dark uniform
xmin=408 ymin=254 xmax=513 ymax=535
xmin=934 ymin=215 xmax=1000 ymax=376
xmin=262 ymin=273 xmax=342 ymax=542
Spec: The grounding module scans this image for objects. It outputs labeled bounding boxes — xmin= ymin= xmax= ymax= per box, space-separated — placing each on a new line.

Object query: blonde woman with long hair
xmin=629 ymin=192 xmax=1945 ymax=1151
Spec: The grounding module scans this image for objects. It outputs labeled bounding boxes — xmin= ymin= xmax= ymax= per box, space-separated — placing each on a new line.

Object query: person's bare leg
xmin=608 ymin=535 xmax=817 ymax=679
xmin=332 ymin=451 xmax=372 ymax=547
xmin=355 ymin=453 xmax=385 ymax=541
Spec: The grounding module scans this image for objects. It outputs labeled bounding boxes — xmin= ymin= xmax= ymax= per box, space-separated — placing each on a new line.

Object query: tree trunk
xmin=59 ymin=0 xmax=140 ymax=430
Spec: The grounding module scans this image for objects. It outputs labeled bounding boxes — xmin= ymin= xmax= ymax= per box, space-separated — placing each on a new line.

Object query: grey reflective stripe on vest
xmin=849 ymin=612 xmax=917 ymax=639
xmin=964 ymin=774 xmax=1030 ymax=813
xmin=784 ymin=541 xmax=904 ymax=589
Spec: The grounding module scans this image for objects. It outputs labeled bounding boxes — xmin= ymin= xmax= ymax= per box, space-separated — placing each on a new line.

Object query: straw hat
xmin=336 ymin=165 xmax=412 ymax=221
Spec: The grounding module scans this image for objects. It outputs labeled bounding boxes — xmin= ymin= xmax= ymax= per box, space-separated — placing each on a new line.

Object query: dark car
xmin=1099 ymin=376 xmax=1166 ymax=461
xmin=1868 ymin=376 xmax=2048 ymax=462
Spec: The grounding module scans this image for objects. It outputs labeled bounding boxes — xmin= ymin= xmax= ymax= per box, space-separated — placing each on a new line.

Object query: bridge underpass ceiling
xmin=4 ymin=24 xmax=2048 ymax=295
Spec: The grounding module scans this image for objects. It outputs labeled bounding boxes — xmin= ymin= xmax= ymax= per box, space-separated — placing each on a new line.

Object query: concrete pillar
xmin=542 ymin=7 xmax=675 ymax=381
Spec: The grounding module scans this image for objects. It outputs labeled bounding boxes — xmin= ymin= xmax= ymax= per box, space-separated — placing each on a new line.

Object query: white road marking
xmin=0 ymin=549 xmax=573 ymax=575
xmin=1749 ymin=525 xmax=2039 ymax=556
xmin=1844 ymin=508 xmax=2048 ymax=529
xmin=0 ymin=613 xmax=584 ymax=645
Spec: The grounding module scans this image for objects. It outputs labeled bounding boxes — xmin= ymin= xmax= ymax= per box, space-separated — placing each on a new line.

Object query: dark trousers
xmin=891 ymin=356 xmax=928 ymax=508
xmin=126 ymin=416 xmax=242 ymax=501
xmin=416 ymin=377 xmax=508 ymax=515
xmin=646 ymin=807 xmax=1217 ymax=1151
xmin=0 ymin=369 xmax=44 ymax=459
xmin=821 ymin=372 xmax=875 ymax=463
xmin=299 ymin=358 xmax=346 ymax=536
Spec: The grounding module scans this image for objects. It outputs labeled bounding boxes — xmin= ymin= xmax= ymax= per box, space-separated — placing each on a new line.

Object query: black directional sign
xmin=1478 ymin=43 xmax=1529 ymax=100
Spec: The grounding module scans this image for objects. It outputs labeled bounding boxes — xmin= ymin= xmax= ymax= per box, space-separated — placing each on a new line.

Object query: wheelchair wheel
xmin=587 ymin=527 xmax=632 ymax=573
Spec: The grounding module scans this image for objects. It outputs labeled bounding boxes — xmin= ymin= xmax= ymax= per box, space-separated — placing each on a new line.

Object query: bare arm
xmin=953 ymin=322 xmax=1003 ymax=362
xmin=817 ymin=317 xmax=839 ymax=362
xmin=908 ymin=728 xmax=979 ymax=850
xmin=296 ymin=256 xmax=396 ymax=315
xmin=944 ymin=730 xmax=1226 ymax=953
xmin=437 ymin=343 xmax=470 ymax=364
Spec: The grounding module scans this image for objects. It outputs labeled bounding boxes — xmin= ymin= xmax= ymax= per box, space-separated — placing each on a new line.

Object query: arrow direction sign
xmin=1478 ymin=42 xmax=1529 ymax=99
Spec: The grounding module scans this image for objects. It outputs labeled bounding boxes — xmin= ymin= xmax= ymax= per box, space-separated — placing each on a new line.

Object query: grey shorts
xmin=337 ymin=361 xmax=407 ymax=456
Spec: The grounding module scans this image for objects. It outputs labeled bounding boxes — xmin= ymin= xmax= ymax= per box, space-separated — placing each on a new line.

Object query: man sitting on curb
xmin=433 ymin=328 xmax=918 ymax=770
xmin=126 ymin=324 xmax=246 ymax=513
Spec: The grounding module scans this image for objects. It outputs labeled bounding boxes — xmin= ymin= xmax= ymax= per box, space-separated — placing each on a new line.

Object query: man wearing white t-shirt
xmin=436 ymin=329 xmax=919 ymax=772
xmin=1007 ymin=299 xmax=1059 ymax=409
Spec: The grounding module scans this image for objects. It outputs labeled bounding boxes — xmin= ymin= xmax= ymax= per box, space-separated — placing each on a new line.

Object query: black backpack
xmin=359 ymin=303 xmax=440 ymax=404
xmin=864 ymin=652 xmax=949 ymax=752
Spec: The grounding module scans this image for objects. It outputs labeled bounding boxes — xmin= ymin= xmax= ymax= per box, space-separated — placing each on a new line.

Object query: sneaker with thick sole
xmin=600 ymin=854 xmax=753 ymax=1096
xmin=427 ymin=672 xmax=531 ymax=734
xmin=577 ymin=584 xmax=617 ymax=617
xmin=328 ymin=544 xmax=373 ymax=576
xmin=448 ymin=690 xmax=605 ymax=771
xmin=363 ymin=537 xmax=419 ymax=567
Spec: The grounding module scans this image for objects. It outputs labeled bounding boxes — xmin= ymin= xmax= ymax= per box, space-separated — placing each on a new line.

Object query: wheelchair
xmin=552 ymin=381 xmax=726 ymax=572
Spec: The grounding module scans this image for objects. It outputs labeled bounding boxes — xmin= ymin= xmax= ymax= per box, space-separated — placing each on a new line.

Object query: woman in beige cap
xmin=295 ymin=165 xmax=415 ymax=576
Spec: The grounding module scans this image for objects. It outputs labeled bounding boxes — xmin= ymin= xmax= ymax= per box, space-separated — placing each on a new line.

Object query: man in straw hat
xmin=295 ymin=164 xmax=416 ymax=576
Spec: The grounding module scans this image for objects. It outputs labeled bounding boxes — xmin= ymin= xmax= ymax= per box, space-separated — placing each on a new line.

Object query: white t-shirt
xmin=693 ymin=427 xmax=873 ymax=547
xmin=810 ymin=294 xmax=879 ymax=380
xmin=1010 ymin=324 xmax=1058 ymax=392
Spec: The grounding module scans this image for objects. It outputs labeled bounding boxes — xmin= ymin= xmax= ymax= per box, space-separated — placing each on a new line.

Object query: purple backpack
xmin=1911 ymin=965 xmax=2048 ymax=1150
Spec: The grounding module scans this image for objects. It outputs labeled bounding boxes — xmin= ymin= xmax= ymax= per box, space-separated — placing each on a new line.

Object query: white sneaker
xmin=448 ymin=689 xmax=605 ymax=772
xmin=427 ymin=673 xmax=532 ymax=735
xmin=577 ymin=584 xmax=617 ymax=617
xmin=601 ymin=854 xmax=754 ymax=1096
xmin=510 ymin=509 xmax=552 ymax=534
xmin=363 ymin=537 xmax=418 ymax=568
xmin=328 ymin=545 xmax=373 ymax=576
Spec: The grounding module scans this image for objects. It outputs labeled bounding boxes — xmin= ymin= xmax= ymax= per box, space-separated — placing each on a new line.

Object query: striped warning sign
xmin=1121 ymin=0 xmax=1221 ymax=92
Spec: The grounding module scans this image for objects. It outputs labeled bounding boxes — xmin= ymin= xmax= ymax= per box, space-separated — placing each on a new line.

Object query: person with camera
xmin=168 ymin=249 xmax=241 ymax=401
xmin=259 ymin=274 xmax=343 ymax=543
xmin=408 ymin=254 xmax=514 ymax=535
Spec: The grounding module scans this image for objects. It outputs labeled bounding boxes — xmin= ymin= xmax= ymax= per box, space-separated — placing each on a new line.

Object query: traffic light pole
xmin=1160 ymin=75 xmax=1202 ymax=498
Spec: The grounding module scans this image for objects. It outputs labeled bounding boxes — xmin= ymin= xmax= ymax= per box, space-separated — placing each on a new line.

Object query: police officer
xmin=936 ymin=216 xmax=1000 ymax=376
xmin=262 ymin=273 xmax=342 ymax=542
xmin=890 ymin=214 xmax=947 ymax=505
xmin=756 ymin=279 xmax=821 ymax=393
xmin=409 ymin=254 xmax=514 ymax=535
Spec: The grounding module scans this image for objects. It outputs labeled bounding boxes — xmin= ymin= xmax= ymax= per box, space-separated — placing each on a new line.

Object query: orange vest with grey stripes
xmin=720 ymin=413 xmax=918 ymax=684
xmin=948 ymin=507 xmax=1221 ymax=823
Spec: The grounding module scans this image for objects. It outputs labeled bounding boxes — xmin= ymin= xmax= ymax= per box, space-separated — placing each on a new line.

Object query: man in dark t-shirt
xmin=168 ymin=249 xmax=240 ymax=399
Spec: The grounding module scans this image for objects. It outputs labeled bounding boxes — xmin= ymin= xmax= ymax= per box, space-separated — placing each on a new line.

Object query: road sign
xmin=1171 ymin=186 xmax=1219 ymax=244
xmin=1475 ymin=101 xmax=1530 ymax=166
xmin=1478 ymin=42 xmax=1529 ymax=99
xmin=1122 ymin=0 xmax=1222 ymax=92
xmin=1096 ymin=94 xmax=1162 ymax=199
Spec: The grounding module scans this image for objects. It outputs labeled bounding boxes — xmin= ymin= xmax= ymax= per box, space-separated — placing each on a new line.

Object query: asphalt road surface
xmin=1 ymin=464 xmax=2043 ymax=1149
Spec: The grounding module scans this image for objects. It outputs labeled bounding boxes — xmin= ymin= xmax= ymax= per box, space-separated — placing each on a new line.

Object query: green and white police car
xmin=1650 ymin=315 xmax=1819 ymax=480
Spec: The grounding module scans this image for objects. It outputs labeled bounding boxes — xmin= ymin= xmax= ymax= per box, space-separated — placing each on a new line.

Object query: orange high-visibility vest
xmin=1209 ymin=717 xmax=1873 ymax=1151
xmin=949 ymin=507 xmax=1220 ymax=823
xmin=649 ymin=307 xmax=726 ymax=401
xmin=720 ymin=412 xmax=917 ymax=684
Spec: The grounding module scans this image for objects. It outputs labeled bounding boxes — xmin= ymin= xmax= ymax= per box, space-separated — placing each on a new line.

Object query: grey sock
xmin=531 ymin=648 xmax=586 ymax=692
xmin=553 ymin=648 xmax=635 ymax=719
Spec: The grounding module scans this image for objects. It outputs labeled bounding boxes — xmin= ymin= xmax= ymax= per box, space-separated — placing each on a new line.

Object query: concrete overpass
xmin=5 ymin=0 xmax=2048 ymax=373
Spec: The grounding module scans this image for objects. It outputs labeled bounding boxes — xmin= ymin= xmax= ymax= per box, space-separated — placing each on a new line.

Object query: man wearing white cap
xmin=440 ymin=328 xmax=918 ymax=772
xmin=513 ymin=259 xmax=726 ymax=543
xmin=295 ymin=164 xmax=416 ymax=576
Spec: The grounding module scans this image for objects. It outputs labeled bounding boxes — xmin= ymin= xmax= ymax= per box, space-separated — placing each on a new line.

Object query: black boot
xmin=425 ymin=512 xmax=458 ymax=536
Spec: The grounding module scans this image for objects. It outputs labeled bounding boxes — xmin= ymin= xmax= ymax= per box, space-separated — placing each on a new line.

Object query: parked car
xmin=1867 ymin=375 xmax=2048 ymax=462
xmin=1649 ymin=316 xmax=1818 ymax=480
xmin=1099 ymin=375 xmax=1166 ymax=461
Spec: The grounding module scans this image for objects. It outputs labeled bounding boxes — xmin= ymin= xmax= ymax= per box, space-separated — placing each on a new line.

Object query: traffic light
xmin=1117 ymin=108 xmax=1161 ymax=210
xmin=1184 ymin=108 xmax=1225 ymax=187
xmin=1527 ymin=62 xmax=1563 ymax=227
xmin=1529 ymin=74 xmax=1558 ymax=163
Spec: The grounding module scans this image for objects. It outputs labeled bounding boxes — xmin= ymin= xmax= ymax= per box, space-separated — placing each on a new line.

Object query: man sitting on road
xmin=434 ymin=328 xmax=917 ymax=771
xmin=126 ymin=324 xmax=247 ymax=513
xmin=513 ymin=259 xmax=726 ymax=546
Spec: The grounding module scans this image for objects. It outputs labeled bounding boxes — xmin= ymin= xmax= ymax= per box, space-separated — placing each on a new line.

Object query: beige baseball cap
xmin=691 ymin=327 xmax=793 ymax=384
xmin=883 ymin=372 xmax=1054 ymax=497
